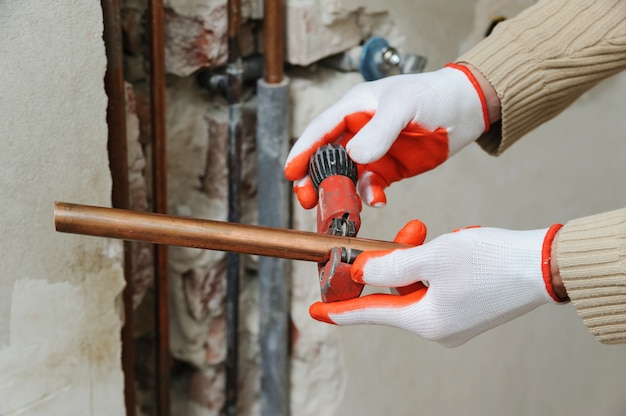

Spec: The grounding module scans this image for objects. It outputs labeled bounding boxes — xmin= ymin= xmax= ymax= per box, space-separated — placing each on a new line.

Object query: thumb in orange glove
xmin=284 ymin=64 xmax=491 ymax=209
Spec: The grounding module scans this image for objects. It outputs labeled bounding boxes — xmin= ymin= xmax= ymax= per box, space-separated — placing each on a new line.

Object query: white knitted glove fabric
xmin=284 ymin=64 xmax=489 ymax=208
xmin=310 ymin=227 xmax=561 ymax=348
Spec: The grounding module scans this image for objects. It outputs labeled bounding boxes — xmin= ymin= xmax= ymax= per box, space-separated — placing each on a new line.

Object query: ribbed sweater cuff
xmin=457 ymin=0 xmax=626 ymax=155
xmin=557 ymin=208 xmax=626 ymax=344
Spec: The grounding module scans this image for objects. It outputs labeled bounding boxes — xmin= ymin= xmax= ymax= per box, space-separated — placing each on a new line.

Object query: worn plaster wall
xmin=121 ymin=0 xmax=432 ymax=412
xmin=0 ymin=2 xmax=125 ymax=415
xmin=119 ymin=0 xmax=626 ymax=413
xmin=122 ymin=1 xmax=264 ymax=413
xmin=121 ymin=1 xmax=386 ymax=414
xmin=287 ymin=1 xmax=626 ymax=415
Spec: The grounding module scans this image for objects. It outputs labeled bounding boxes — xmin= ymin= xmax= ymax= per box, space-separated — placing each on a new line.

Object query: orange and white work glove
xmin=284 ymin=63 xmax=490 ymax=209
xmin=310 ymin=222 xmax=568 ymax=348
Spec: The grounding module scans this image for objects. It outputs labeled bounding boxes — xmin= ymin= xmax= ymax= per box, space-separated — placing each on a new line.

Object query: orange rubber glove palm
xmin=284 ymin=64 xmax=490 ymax=209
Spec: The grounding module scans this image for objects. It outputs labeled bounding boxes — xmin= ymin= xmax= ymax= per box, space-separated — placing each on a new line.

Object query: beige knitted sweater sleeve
xmin=458 ymin=0 xmax=626 ymax=155
xmin=556 ymin=208 xmax=626 ymax=344
xmin=459 ymin=0 xmax=626 ymax=344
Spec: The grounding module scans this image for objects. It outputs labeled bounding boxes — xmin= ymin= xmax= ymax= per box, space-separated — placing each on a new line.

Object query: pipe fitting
xmin=322 ymin=36 xmax=428 ymax=81
xmin=196 ymin=55 xmax=264 ymax=96
xmin=359 ymin=37 xmax=427 ymax=81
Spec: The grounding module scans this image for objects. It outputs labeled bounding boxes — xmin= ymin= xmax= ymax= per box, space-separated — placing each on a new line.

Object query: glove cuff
xmin=542 ymin=223 xmax=567 ymax=303
xmin=445 ymin=62 xmax=490 ymax=133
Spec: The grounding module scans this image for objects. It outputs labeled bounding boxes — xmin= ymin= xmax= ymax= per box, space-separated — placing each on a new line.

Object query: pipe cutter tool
xmin=309 ymin=144 xmax=365 ymax=302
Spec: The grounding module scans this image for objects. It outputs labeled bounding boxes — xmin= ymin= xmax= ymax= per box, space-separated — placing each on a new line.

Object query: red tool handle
xmin=309 ymin=145 xmax=366 ymax=302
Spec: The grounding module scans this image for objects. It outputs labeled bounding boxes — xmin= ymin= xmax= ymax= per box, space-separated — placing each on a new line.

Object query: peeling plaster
xmin=0 ymin=0 xmax=125 ymax=414
xmin=0 ymin=254 xmax=125 ymax=415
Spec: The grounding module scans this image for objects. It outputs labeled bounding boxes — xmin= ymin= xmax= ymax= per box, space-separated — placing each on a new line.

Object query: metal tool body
xmin=309 ymin=145 xmax=365 ymax=302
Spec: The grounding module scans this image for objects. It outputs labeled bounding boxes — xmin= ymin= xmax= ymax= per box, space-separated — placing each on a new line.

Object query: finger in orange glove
xmin=285 ymin=64 xmax=490 ymax=209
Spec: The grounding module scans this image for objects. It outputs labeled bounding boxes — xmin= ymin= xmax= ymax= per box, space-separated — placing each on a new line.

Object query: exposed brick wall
xmin=119 ymin=0 xmax=403 ymax=414
xmin=121 ymin=1 xmax=260 ymax=412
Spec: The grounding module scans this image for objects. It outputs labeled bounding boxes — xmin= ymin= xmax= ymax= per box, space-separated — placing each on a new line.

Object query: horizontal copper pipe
xmin=54 ymin=202 xmax=407 ymax=263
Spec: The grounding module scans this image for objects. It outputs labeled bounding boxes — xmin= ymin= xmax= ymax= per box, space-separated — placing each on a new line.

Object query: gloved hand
xmin=284 ymin=63 xmax=490 ymax=209
xmin=310 ymin=221 xmax=567 ymax=348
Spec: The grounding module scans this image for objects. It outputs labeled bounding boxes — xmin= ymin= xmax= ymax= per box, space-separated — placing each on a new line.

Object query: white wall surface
xmin=0 ymin=2 xmax=125 ymax=415
xmin=288 ymin=0 xmax=626 ymax=415
xmin=336 ymin=1 xmax=626 ymax=415
xmin=338 ymin=72 xmax=626 ymax=416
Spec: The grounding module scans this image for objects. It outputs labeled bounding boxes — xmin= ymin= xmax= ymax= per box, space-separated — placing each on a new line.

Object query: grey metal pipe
xmin=147 ymin=0 xmax=170 ymax=414
xmin=257 ymin=0 xmax=289 ymax=414
xmin=225 ymin=0 xmax=243 ymax=413
xmin=257 ymin=77 xmax=290 ymax=416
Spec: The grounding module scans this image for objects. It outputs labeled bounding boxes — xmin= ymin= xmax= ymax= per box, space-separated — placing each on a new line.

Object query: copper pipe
xmin=101 ymin=1 xmax=136 ymax=415
xmin=147 ymin=0 xmax=169 ymax=414
xmin=227 ymin=0 xmax=242 ymax=61
xmin=54 ymin=202 xmax=408 ymax=262
xmin=263 ymin=0 xmax=284 ymax=83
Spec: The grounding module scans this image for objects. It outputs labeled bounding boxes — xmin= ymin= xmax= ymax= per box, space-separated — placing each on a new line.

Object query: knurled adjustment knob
xmin=309 ymin=144 xmax=358 ymax=191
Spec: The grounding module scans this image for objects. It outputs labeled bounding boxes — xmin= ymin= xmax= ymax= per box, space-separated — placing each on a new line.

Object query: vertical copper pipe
xmin=258 ymin=1 xmax=288 ymax=415
xmin=228 ymin=0 xmax=241 ymax=61
xmin=101 ymin=1 xmax=136 ymax=415
xmin=148 ymin=0 xmax=170 ymax=415
xmin=263 ymin=0 xmax=284 ymax=83
xmin=225 ymin=0 xmax=243 ymax=414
